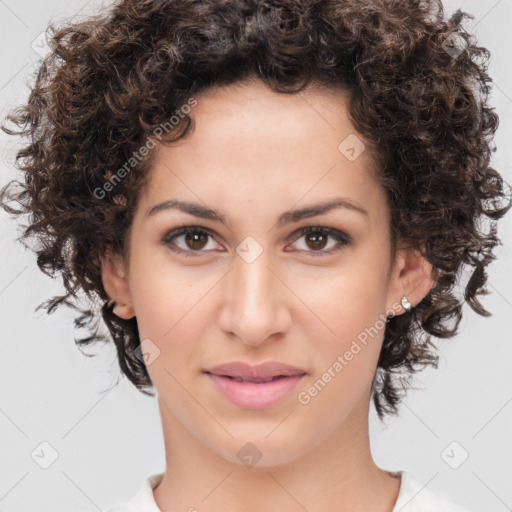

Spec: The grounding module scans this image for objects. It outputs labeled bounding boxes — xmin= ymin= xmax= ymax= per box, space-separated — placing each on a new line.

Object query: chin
xmin=206 ymin=426 xmax=313 ymax=469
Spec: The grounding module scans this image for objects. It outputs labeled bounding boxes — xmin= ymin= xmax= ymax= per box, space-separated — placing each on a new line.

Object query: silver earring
xmin=401 ymin=295 xmax=412 ymax=312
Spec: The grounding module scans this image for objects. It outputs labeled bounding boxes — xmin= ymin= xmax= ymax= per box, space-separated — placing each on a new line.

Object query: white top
xmin=106 ymin=470 xmax=467 ymax=511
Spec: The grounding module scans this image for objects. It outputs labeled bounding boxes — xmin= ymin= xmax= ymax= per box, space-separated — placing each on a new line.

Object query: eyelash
xmin=160 ymin=225 xmax=351 ymax=258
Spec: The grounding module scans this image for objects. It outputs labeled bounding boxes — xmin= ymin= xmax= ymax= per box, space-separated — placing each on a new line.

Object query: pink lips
xmin=205 ymin=361 xmax=306 ymax=409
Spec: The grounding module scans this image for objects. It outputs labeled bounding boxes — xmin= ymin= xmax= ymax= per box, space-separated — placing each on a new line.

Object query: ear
xmin=100 ymin=247 xmax=135 ymax=319
xmin=386 ymin=240 xmax=435 ymax=315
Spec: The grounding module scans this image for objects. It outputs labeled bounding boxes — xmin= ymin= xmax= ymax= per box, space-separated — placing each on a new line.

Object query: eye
xmin=161 ymin=225 xmax=351 ymax=257
xmin=161 ymin=226 xmax=222 ymax=256
xmin=286 ymin=226 xmax=351 ymax=257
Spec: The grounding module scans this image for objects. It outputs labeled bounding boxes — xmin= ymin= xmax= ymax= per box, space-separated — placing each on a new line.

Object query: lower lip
xmin=206 ymin=373 xmax=305 ymax=409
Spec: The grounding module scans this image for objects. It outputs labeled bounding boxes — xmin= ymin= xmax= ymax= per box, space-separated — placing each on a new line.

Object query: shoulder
xmin=105 ymin=473 xmax=164 ymax=512
xmin=392 ymin=470 xmax=467 ymax=512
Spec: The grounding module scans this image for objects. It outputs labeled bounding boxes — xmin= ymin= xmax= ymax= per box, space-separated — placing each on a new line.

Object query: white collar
xmin=112 ymin=469 xmax=465 ymax=511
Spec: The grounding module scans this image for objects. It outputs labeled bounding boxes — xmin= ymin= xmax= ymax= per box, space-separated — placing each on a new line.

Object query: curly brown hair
xmin=1 ymin=0 xmax=510 ymax=420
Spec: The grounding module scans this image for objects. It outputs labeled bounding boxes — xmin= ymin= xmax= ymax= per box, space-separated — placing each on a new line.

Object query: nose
xmin=217 ymin=244 xmax=291 ymax=347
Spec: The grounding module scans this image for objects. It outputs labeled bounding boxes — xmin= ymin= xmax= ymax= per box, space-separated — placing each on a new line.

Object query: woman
xmin=1 ymin=0 xmax=509 ymax=510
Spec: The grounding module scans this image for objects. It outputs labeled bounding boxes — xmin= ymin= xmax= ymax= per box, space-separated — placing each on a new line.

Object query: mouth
xmin=204 ymin=361 xmax=307 ymax=380
xmin=209 ymin=374 xmax=298 ymax=383
xmin=204 ymin=366 xmax=306 ymax=409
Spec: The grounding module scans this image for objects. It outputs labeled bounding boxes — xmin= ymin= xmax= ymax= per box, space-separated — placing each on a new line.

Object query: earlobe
xmin=387 ymin=243 xmax=435 ymax=314
xmin=100 ymin=248 xmax=136 ymax=319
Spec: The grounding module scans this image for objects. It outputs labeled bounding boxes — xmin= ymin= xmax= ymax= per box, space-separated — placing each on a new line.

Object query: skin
xmin=101 ymin=80 xmax=434 ymax=512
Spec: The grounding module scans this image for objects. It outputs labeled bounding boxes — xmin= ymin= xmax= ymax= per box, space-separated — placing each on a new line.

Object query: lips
xmin=204 ymin=362 xmax=306 ymax=409
xmin=205 ymin=361 xmax=306 ymax=380
xmin=204 ymin=362 xmax=307 ymax=408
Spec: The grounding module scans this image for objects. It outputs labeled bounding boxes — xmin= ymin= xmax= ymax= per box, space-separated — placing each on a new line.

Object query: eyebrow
xmin=145 ymin=197 xmax=368 ymax=226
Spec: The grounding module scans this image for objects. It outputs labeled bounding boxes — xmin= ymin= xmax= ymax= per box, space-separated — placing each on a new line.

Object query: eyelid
xmin=290 ymin=225 xmax=352 ymax=244
xmin=285 ymin=226 xmax=351 ymax=256
xmin=160 ymin=225 xmax=223 ymax=256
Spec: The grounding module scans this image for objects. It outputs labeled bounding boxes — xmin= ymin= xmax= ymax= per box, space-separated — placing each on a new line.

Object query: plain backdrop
xmin=1 ymin=1 xmax=511 ymax=511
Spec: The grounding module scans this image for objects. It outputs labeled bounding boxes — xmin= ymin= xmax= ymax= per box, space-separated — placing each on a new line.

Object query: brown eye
xmin=161 ymin=226 xmax=220 ymax=256
xmin=161 ymin=225 xmax=350 ymax=258
xmin=304 ymin=231 xmax=329 ymax=251
xmin=288 ymin=226 xmax=351 ymax=257
xmin=184 ymin=231 xmax=208 ymax=250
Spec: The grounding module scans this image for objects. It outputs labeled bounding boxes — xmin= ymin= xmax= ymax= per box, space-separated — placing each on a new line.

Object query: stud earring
xmin=401 ymin=295 xmax=412 ymax=312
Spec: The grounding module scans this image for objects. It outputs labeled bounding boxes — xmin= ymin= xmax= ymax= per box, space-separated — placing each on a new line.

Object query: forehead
xmin=136 ymin=80 xmax=387 ymax=226
xmin=181 ymin=80 xmax=361 ymax=153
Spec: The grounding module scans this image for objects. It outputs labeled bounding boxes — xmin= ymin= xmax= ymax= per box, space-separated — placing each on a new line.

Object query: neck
xmin=153 ymin=394 xmax=400 ymax=512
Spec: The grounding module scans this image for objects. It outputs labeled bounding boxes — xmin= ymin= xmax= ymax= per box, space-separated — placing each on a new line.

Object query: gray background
xmin=1 ymin=0 xmax=511 ymax=510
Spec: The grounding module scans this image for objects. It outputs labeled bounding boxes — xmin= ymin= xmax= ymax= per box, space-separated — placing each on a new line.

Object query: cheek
xmin=302 ymin=257 xmax=390 ymax=347
xmin=125 ymin=265 xmax=189 ymax=379
xmin=295 ymin=271 xmax=388 ymax=429
xmin=128 ymin=251 xmax=200 ymax=333
xmin=295 ymin=253 xmax=390 ymax=412
xmin=126 ymin=252 xmax=225 ymax=378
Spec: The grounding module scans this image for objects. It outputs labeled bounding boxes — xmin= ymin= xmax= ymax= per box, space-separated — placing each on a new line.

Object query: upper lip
xmin=205 ymin=362 xmax=306 ymax=379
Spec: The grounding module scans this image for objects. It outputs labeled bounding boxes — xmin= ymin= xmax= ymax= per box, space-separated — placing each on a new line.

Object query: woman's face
xmin=103 ymin=80 xmax=432 ymax=467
